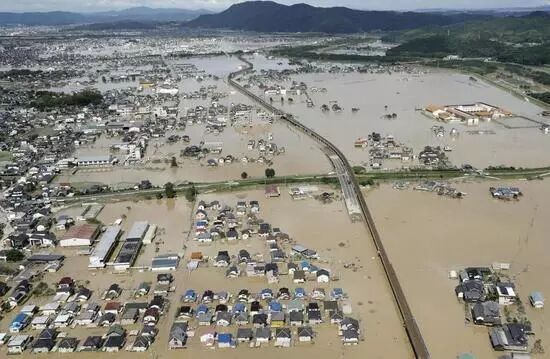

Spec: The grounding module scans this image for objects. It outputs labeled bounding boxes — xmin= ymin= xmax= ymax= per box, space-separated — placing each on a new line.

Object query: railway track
xmin=228 ymin=56 xmax=430 ymax=359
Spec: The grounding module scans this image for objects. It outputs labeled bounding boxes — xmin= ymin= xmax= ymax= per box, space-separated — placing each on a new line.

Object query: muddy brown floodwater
xmin=366 ymin=179 xmax=550 ymax=358
xmin=5 ymin=188 xmax=413 ymax=359
xmin=249 ymin=54 xmax=550 ymax=170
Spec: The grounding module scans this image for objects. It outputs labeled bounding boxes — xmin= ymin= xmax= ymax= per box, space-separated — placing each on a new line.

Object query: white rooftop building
xmin=89 ymin=226 xmax=121 ymax=268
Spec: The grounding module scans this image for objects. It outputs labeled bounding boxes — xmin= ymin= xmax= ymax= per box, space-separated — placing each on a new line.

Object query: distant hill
xmin=0 ymin=11 xmax=85 ymax=26
xmin=185 ymin=1 xmax=489 ymax=33
xmin=71 ymin=21 xmax=159 ymax=31
xmin=0 ymin=7 xmax=210 ymax=26
xmin=386 ymin=12 xmax=550 ymax=65
xmin=91 ymin=7 xmax=210 ymax=23
xmin=388 ymin=11 xmax=549 ymax=44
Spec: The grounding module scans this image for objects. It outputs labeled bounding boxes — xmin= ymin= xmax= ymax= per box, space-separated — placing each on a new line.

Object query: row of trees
xmin=30 ymin=89 xmax=103 ymax=109
xmin=160 ymin=168 xmax=278 ymax=201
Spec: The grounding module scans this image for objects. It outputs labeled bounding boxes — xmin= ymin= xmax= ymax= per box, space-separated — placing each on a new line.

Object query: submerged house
xmin=168 ymin=322 xmax=188 ymax=349
xmin=297 ymin=326 xmax=314 ymax=342
xmin=489 ymin=324 xmax=528 ymax=352
xmin=455 ymin=280 xmax=485 ymax=303
xmin=274 ymin=327 xmax=292 ymax=347
xmin=32 ymin=328 xmax=57 ymax=354
xmin=529 ymin=291 xmax=545 ymax=309
xmin=496 ymin=283 xmax=517 ymax=306
xmin=236 ymin=328 xmax=254 ymax=343
xmin=472 ymin=301 xmax=501 ymax=326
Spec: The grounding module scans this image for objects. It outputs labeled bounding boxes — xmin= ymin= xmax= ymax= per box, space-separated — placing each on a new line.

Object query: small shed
xmin=529 ymin=292 xmax=544 ymax=309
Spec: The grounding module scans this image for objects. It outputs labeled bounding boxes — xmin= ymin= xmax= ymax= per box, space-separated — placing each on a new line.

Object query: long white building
xmin=89 ymin=226 xmax=121 ymax=268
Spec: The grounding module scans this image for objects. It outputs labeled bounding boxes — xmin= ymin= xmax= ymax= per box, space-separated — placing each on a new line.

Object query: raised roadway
xmin=228 ymin=55 xmax=431 ymax=359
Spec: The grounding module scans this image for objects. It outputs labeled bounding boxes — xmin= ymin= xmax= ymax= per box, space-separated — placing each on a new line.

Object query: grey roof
xmin=289 ymin=311 xmax=304 ymax=322
xmin=89 ymin=226 xmax=121 ymax=264
xmin=236 ymin=327 xmax=253 ymax=339
xmin=169 ymin=322 xmax=188 ymax=342
xmin=132 ymin=335 xmax=150 ymax=348
xmin=152 ymin=254 xmax=180 ymax=269
xmin=58 ymin=337 xmax=78 ymax=349
xmin=530 ymin=291 xmax=544 ymax=303
xmin=27 ymin=254 xmax=65 ymax=262
xmin=275 ymin=327 xmax=291 ymax=338
xmin=271 ymin=312 xmax=285 ymax=321
xmin=472 ymin=301 xmax=500 ymax=325
xmin=216 ymin=311 xmax=232 ymax=323
xmin=297 ymin=326 xmax=314 ymax=337
xmin=455 ymin=280 xmax=485 ymax=302
xmin=104 ymin=335 xmax=125 ymax=348
xmin=342 ymin=328 xmax=359 ymax=339
xmin=126 ymin=221 xmax=149 ymax=241
xmin=77 ymin=155 xmax=112 ymax=163
xmin=255 ymin=327 xmax=271 ymax=339
xmin=82 ymin=336 xmax=102 ymax=348
xmin=323 ymin=300 xmax=338 ymax=311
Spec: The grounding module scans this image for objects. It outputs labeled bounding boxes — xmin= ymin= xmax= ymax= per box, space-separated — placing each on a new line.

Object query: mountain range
xmin=0 ymin=6 xmax=210 ymax=26
xmin=184 ymin=1 xmax=491 ymax=33
xmin=1 ymin=1 xmax=548 ymax=34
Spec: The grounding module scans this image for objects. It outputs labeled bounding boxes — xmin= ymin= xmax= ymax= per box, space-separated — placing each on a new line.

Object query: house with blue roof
xmin=260 ymin=288 xmax=273 ymax=300
xmin=232 ymin=302 xmax=246 ymax=314
xmin=196 ymin=304 xmax=209 ymax=315
xmin=269 ymin=301 xmax=283 ymax=313
xmin=331 ymin=288 xmax=345 ymax=300
xmin=294 ymin=287 xmax=307 ymax=298
xmin=10 ymin=313 xmax=30 ymax=333
xmin=183 ymin=289 xmax=197 ymax=302
xmin=217 ymin=333 xmax=233 ymax=348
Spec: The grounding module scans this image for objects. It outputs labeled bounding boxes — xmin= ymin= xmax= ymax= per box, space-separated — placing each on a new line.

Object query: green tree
xmin=6 ymin=249 xmax=25 ymax=262
xmin=164 ymin=182 xmax=176 ymax=198
xmin=352 ymin=166 xmax=367 ymax=175
xmin=241 ymin=172 xmax=248 ymax=179
xmin=184 ymin=185 xmax=197 ymax=202
xmin=170 ymin=156 xmax=178 ymax=168
xmin=265 ymin=168 xmax=276 ymax=178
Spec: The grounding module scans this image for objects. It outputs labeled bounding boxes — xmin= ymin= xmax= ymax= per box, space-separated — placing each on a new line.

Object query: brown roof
xmin=425 ymin=104 xmax=442 ymax=113
xmin=61 ymin=224 xmax=99 ymax=241
xmin=104 ymin=302 xmax=122 ymax=311
xmin=265 ymin=184 xmax=280 ymax=195
xmin=190 ymin=252 xmax=203 ymax=260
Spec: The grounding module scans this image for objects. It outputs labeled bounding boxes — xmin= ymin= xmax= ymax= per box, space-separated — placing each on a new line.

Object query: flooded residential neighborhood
xmin=367 ymin=180 xmax=550 ymax=358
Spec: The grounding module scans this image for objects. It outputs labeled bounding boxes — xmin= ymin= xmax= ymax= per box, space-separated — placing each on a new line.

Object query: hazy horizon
xmin=0 ymin=0 xmax=547 ymax=13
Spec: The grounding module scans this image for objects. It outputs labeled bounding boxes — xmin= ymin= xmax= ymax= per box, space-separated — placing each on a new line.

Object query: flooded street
xmin=53 ymin=55 xmax=330 ymax=188
xmin=8 ymin=188 xmax=413 ymax=358
xmin=367 ymin=179 xmax=550 ymax=358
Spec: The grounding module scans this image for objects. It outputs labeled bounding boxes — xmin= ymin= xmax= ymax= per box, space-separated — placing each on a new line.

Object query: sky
xmin=0 ymin=0 xmax=546 ymax=12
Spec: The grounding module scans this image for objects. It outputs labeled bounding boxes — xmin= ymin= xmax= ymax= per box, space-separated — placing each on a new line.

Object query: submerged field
xmin=248 ymin=55 xmax=550 ymax=170
xmin=367 ymin=179 xmax=550 ymax=358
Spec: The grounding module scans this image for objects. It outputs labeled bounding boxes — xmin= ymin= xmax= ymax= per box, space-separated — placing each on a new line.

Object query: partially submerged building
xmin=89 ymin=226 xmax=121 ymax=268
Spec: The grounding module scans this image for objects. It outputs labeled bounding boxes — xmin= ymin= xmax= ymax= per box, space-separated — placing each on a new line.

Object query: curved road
xmin=229 ymin=55 xmax=430 ymax=359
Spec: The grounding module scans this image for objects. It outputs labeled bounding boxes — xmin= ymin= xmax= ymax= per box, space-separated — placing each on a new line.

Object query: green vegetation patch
xmin=30 ymin=89 xmax=103 ymax=109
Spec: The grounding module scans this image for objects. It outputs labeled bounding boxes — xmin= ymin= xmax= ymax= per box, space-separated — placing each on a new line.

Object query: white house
xmin=497 ymin=283 xmax=517 ymax=306
xmin=53 ymin=313 xmax=73 ymax=328
xmin=530 ymin=292 xmax=545 ymax=309
xmin=316 ymin=269 xmax=330 ymax=283
xmin=7 ymin=335 xmax=32 ymax=354
xmin=31 ymin=316 xmax=52 ymax=330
